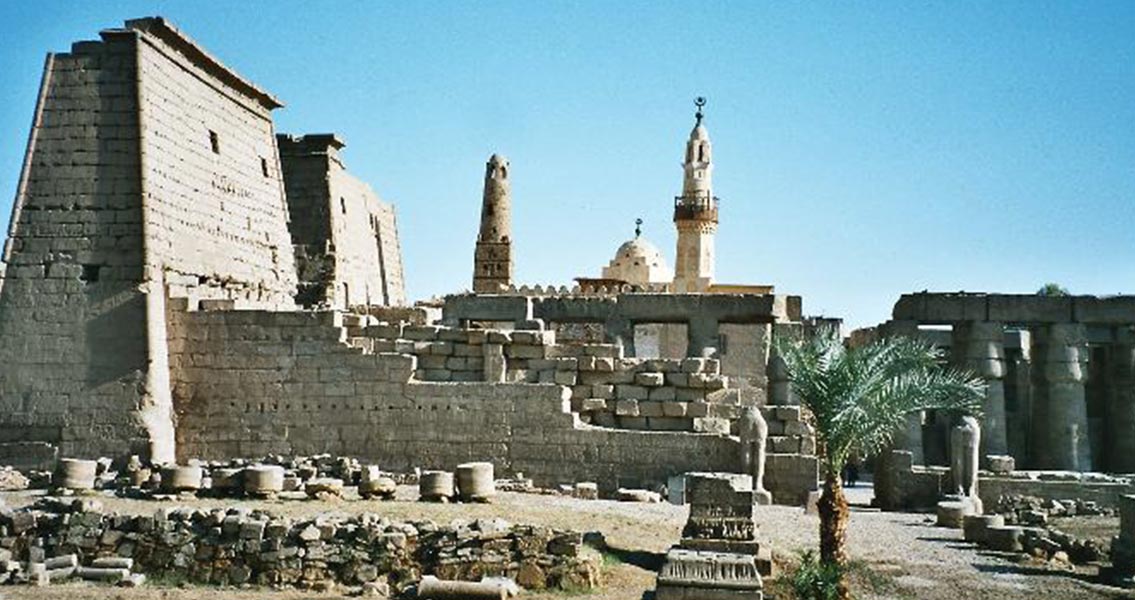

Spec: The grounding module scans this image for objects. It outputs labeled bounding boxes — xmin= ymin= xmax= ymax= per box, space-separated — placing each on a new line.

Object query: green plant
xmin=791 ymin=550 xmax=843 ymax=600
xmin=600 ymin=551 xmax=624 ymax=567
xmin=776 ymin=327 xmax=984 ymax=599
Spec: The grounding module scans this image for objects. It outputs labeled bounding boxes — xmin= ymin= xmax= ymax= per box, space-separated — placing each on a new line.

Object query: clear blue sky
xmin=2 ymin=2 xmax=1132 ymax=329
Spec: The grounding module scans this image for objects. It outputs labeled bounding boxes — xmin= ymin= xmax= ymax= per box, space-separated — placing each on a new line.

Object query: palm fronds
xmin=775 ymin=326 xmax=984 ymax=477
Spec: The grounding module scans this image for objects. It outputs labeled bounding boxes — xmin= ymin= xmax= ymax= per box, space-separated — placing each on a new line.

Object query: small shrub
xmin=790 ymin=550 xmax=843 ymax=600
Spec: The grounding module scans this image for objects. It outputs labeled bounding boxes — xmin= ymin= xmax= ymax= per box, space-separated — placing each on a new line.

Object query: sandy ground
xmin=2 ymin=483 xmax=1133 ymax=600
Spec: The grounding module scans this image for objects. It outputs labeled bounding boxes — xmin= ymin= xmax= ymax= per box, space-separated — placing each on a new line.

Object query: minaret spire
xmin=672 ymin=97 xmax=719 ymax=293
xmin=472 ymin=154 xmax=513 ymax=293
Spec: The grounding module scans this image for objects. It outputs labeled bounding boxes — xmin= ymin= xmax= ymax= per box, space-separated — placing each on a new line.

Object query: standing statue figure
xmin=950 ymin=416 xmax=981 ymax=499
xmin=739 ymin=406 xmax=772 ymax=504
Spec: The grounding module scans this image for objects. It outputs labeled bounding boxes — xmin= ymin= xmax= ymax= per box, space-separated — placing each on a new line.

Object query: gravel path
xmin=3 ymin=486 xmax=1133 ymax=600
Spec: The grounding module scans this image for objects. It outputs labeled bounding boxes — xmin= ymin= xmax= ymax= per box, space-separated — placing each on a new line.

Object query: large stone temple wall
xmin=278 ymin=134 xmax=405 ymax=309
xmin=133 ymin=18 xmax=297 ymax=309
xmin=0 ymin=29 xmax=155 ymax=461
xmin=0 ymin=18 xmax=406 ymax=464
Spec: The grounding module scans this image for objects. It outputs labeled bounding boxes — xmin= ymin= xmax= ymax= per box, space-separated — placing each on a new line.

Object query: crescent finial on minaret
xmin=694 ymin=96 xmax=706 ymax=125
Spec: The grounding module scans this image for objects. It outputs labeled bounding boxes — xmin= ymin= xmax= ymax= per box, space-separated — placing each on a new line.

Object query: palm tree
xmin=1036 ymin=282 xmax=1070 ymax=297
xmin=775 ymin=327 xmax=984 ymax=600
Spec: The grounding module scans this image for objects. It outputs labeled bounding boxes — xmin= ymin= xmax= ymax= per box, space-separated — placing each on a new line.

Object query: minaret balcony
xmin=673 ymin=194 xmax=719 ymax=222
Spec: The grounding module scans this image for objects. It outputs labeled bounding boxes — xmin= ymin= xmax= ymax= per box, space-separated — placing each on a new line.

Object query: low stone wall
xmin=876 ymin=450 xmax=1135 ymax=511
xmin=0 ymin=498 xmax=598 ymax=592
xmin=168 ymin=306 xmax=818 ymax=503
xmin=345 ymin=318 xmax=816 ymax=448
xmin=874 ymin=450 xmax=948 ymax=511
xmin=980 ymin=474 xmax=1135 ymax=510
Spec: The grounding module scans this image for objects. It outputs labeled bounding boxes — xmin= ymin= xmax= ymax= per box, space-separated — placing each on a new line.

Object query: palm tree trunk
xmin=818 ymin=470 xmax=851 ymax=600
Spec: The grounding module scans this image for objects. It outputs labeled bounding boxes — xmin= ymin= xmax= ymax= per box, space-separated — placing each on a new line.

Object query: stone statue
xmin=739 ymin=406 xmax=771 ymax=504
xmin=950 ymin=416 xmax=981 ymax=498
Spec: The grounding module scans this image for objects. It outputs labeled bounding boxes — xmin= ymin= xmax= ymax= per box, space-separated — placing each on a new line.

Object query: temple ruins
xmin=1 ymin=14 xmax=1134 ymax=599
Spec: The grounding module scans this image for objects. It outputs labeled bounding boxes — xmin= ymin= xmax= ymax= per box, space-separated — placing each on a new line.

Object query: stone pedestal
xmin=1110 ymin=494 xmax=1135 ymax=578
xmin=243 ymin=465 xmax=284 ymax=496
xmin=456 ymin=462 xmax=495 ymax=502
xmin=936 ymin=495 xmax=982 ymax=528
xmin=1030 ymin=323 xmax=1091 ymax=471
xmin=55 ymin=459 xmax=97 ymax=491
xmin=655 ymin=549 xmax=763 ymax=600
xmin=952 ymin=321 xmax=1008 ymax=457
xmin=655 ymin=472 xmax=769 ymax=599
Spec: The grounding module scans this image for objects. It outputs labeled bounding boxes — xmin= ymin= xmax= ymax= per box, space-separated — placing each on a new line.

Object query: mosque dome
xmin=601 ymin=233 xmax=673 ymax=286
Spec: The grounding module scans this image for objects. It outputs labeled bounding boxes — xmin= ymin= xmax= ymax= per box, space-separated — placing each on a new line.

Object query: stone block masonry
xmin=168 ymin=303 xmax=817 ymax=501
xmin=0 ymin=28 xmax=156 ymax=462
xmin=0 ymin=18 xmax=407 ymax=464
xmin=278 ymin=134 xmax=405 ymax=309
xmin=0 ymin=498 xmax=599 ymax=592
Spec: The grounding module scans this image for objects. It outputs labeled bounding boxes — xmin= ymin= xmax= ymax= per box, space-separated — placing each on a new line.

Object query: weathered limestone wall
xmin=344 ymin=320 xmax=813 ymax=455
xmin=132 ymin=19 xmax=296 ymax=309
xmin=0 ymin=18 xmax=301 ymax=463
xmin=718 ymin=322 xmax=771 ymax=393
xmin=276 ymin=135 xmax=334 ymax=307
xmin=0 ymin=33 xmax=158 ymax=461
xmin=278 ymin=134 xmax=405 ymax=309
xmin=168 ymin=305 xmax=816 ymax=500
xmin=328 ymin=163 xmax=405 ymax=307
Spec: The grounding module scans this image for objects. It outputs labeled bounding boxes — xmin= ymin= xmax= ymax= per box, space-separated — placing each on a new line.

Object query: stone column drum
xmin=55 ymin=458 xmax=97 ymax=491
xmin=160 ymin=465 xmax=203 ymax=493
xmin=420 ymin=470 xmax=456 ymax=502
xmin=456 ymin=462 xmax=495 ymax=502
xmin=1030 ymin=323 xmax=1091 ymax=471
xmin=243 ymin=465 xmax=285 ymax=496
xmin=952 ymin=321 xmax=1008 ymax=457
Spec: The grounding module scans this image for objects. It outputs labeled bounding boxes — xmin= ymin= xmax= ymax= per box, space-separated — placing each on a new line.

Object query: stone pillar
xmin=1030 ymin=323 xmax=1091 ymax=471
xmin=1108 ymin=327 xmax=1135 ymax=472
xmin=952 ymin=321 xmax=1008 ymax=457
xmin=687 ymin=316 xmax=719 ymax=358
xmin=881 ymin=319 xmax=925 ymax=463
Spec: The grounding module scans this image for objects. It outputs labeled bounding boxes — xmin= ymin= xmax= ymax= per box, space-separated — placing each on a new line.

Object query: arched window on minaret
xmin=697 ymin=143 xmax=705 ymax=162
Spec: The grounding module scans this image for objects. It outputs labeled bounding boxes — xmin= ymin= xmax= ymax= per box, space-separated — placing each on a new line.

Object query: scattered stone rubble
xmin=0 ymin=496 xmax=599 ymax=593
xmin=0 ymin=467 xmax=28 ymax=492
xmin=994 ymin=494 xmax=1110 ymax=526
xmin=957 ymin=494 xmax=1108 ymax=566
